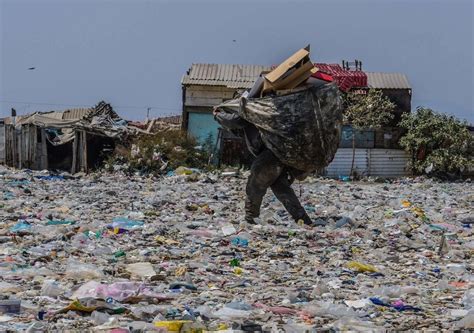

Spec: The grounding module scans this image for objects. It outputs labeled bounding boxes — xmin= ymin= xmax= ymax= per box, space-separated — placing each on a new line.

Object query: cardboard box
xmin=262 ymin=45 xmax=317 ymax=94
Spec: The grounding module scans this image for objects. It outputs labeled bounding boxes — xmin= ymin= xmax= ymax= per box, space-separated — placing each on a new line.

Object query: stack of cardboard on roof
xmin=248 ymin=45 xmax=319 ymax=98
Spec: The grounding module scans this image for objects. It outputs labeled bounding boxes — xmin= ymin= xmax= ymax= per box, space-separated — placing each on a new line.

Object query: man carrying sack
xmin=213 ymin=107 xmax=312 ymax=225
xmin=214 ymin=46 xmax=343 ymax=226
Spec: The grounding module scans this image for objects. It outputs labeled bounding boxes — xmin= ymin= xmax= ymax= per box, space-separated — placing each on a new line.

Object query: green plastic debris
xmin=46 ymin=220 xmax=75 ymax=226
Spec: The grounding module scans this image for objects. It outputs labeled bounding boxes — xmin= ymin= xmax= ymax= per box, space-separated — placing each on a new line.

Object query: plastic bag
xmin=65 ymin=259 xmax=104 ymax=280
xmin=346 ymin=261 xmax=378 ymax=273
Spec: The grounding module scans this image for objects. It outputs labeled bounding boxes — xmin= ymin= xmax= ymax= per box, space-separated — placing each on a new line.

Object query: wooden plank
xmin=185 ymin=97 xmax=225 ymax=107
xmin=186 ymin=85 xmax=236 ymax=92
xmin=186 ymin=90 xmax=235 ymax=99
xmin=183 ymin=106 xmax=212 ymax=114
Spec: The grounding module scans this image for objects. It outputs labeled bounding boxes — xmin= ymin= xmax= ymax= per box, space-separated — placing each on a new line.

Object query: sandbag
xmin=216 ymin=82 xmax=343 ymax=172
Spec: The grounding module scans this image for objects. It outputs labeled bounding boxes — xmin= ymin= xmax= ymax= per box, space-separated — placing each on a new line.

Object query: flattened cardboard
xmin=265 ymin=48 xmax=310 ymax=84
xmin=263 ymin=63 xmax=317 ymax=94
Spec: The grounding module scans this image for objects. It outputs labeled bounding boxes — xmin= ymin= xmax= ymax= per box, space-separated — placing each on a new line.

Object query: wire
xmin=0 ymin=99 xmax=182 ymax=113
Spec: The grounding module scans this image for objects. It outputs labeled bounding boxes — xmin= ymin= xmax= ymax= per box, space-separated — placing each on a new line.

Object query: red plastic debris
xmin=313 ymin=63 xmax=367 ymax=92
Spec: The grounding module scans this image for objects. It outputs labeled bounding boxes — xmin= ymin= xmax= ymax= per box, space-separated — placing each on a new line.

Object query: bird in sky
xmin=28 ymin=67 xmax=35 ymax=70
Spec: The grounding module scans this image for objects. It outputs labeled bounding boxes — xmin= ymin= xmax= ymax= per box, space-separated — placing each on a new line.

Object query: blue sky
xmin=0 ymin=0 xmax=472 ymax=122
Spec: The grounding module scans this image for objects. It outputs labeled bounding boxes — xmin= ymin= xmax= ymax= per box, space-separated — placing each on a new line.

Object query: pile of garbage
xmin=0 ymin=164 xmax=473 ymax=331
xmin=105 ymin=130 xmax=212 ymax=175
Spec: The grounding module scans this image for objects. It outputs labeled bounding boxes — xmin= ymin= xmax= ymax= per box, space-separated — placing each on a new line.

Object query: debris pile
xmin=128 ymin=116 xmax=182 ymax=133
xmin=106 ymin=129 xmax=211 ymax=175
xmin=0 ymin=164 xmax=473 ymax=331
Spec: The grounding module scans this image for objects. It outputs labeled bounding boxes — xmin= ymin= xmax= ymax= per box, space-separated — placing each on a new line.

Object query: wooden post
xmin=71 ymin=131 xmax=78 ymax=174
xmin=17 ymin=128 xmax=22 ymax=169
xmin=30 ymin=125 xmax=37 ymax=169
xmin=41 ymin=129 xmax=48 ymax=170
xmin=83 ymin=131 xmax=88 ymax=173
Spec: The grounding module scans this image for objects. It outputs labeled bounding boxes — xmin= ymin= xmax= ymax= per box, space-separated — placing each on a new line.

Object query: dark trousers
xmin=245 ymin=150 xmax=308 ymax=222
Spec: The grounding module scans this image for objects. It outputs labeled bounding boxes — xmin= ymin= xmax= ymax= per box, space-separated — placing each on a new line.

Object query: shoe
xmin=297 ymin=214 xmax=328 ymax=227
xmin=245 ymin=216 xmax=257 ymax=225
xmin=295 ymin=214 xmax=313 ymax=225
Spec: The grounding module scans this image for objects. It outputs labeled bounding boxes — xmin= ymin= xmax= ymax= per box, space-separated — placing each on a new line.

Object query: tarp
xmin=216 ymin=82 xmax=343 ymax=172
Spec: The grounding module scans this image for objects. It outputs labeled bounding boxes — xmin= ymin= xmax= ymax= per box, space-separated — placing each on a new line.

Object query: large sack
xmin=216 ymin=82 xmax=343 ymax=172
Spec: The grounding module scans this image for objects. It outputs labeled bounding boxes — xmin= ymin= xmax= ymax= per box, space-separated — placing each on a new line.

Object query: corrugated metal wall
xmin=368 ymin=149 xmax=409 ymax=177
xmin=325 ymin=148 xmax=409 ymax=178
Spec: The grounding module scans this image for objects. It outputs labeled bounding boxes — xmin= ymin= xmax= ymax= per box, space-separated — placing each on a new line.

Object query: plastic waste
xmin=346 ymin=261 xmax=378 ymax=273
xmin=46 ymin=220 xmax=75 ymax=226
xmin=455 ymin=310 xmax=474 ymax=329
xmin=332 ymin=317 xmax=381 ymax=332
xmin=65 ymin=259 xmax=104 ymax=280
xmin=126 ymin=262 xmax=156 ymax=278
xmin=221 ymin=224 xmax=237 ymax=236
xmin=225 ymin=301 xmax=253 ymax=311
xmin=0 ymin=161 xmax=472 ymax=331
xmin=10 ymin=220 xmax=32 ymax=233
xmin=369 ymin=297 xmax=422 ymax=312
xmin=463 ymin=289 xmax=474 ymax=310
xmin=175 ymin=167 xmax=194 ymax=176
xmin=303 ymin=301 xmax=358 ymax=318
xmin=214 ymin=306 xmax=252 ymax=320
xmin=154 ymin=320 xmax=193 ymax=331
xmin=90 ymin=310 xmax=113 ymax=325
xmin=335 ymin=216 xmax=355 ymax=228
xmin=231 ymin=237 xmax=249 ymax=247
xmin=40 ymin=280 xmax=64 ymax=298
xmin=0 ymin=299 xmax=21 ymax=314
xmin=344 ymin=299 xmax=372 ymax=309
xmin=109 ymin=217 xmax=144 ymax=233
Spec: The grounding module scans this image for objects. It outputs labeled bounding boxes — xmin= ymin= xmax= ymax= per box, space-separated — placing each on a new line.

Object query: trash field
xmin=0 ymin=165 xmax=473 ymax=331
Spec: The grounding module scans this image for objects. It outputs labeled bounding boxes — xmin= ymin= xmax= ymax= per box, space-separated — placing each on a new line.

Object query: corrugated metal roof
xmin=61 ymin=108 xmax=93 ymax=120
xmin=1 ymin=108 xmax=94 ymax=124
xmin=183 ymin=64 xmax=410 ymax=90
xmin=366 ymin=72 xmax=411 ymax=89
xmin=182 ymin=64 xmax=271 ymax=88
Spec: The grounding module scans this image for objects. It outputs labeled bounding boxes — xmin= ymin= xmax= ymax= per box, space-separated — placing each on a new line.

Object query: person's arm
xmin=213 ymin=108 xmax=247 ymax=130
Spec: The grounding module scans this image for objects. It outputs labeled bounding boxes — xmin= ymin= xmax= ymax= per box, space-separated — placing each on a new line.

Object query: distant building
xmin=181 ymin=63 xmax=412 ymax=176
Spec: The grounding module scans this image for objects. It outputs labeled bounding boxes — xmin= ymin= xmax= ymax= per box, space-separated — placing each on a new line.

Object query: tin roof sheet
xmin=366 ymin=72 xmax=411 ymax=89
xmin=182 ymin=63 xmax=271 ymax=88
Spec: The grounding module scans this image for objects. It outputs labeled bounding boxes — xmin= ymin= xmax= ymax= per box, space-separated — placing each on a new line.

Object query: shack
xmin=181 ymin=63 xmax=412 ymax=176
xmin=0 ymin=101 xmax=132 ymax=173
xmin=181 ymin=64 xmax=271 ymax=165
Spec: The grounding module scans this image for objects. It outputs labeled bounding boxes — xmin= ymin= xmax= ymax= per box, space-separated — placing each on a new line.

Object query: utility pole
xmin=146 ymin=107 xmax=151 ymax=121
